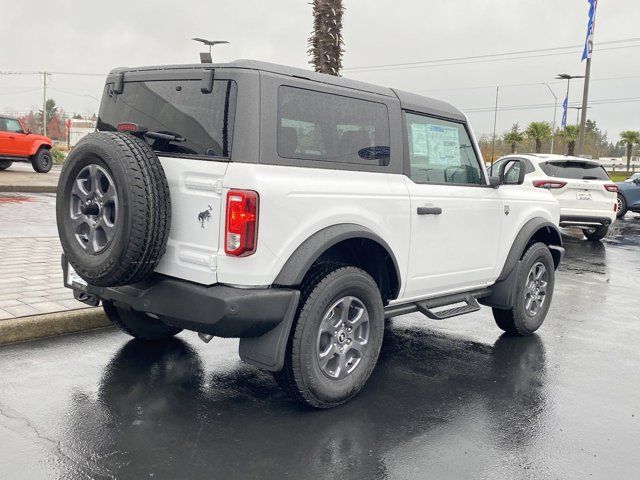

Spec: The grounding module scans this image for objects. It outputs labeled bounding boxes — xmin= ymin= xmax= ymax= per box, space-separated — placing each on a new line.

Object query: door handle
xmin=8 ymin=136 xmax=15 ymax=140
xmin=417 ymin=206 xmax=442 ymax=215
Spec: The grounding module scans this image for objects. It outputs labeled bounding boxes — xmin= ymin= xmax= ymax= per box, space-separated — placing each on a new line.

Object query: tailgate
xmin=552 ymin=179 xmax=614 ymax=212
xmin=154 ymin=157 xmax=228 ymax=285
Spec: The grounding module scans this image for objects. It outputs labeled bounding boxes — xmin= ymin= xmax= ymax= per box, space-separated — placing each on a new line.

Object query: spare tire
xmin=56 ymin=132 xmax=171 ymax=287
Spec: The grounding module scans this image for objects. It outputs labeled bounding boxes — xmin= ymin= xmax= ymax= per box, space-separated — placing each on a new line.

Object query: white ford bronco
xmin=57 ymin=60 xmax=564 ymax=408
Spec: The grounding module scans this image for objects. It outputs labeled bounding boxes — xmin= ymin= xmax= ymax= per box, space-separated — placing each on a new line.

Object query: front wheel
xmin=31 ymin=148 xmax=53 ymax=173
xmin=103 ymin=301 xmax=182 ymax=340
xmin=275 ymin=266 xmax=385 ymax=408
xmin=492 ymin=242 xmax=555 ymax=336
xmin=582 ymin=225 xmax=609 ymax=241
xmin=0 ymin=160 xmax=12 ymax=171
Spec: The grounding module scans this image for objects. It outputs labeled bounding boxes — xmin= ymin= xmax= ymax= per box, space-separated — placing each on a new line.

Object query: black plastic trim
xmin=559 ymin=215 xmax=612 ymax=226
xmin=273 ymin=223 xmax=401 ymax=297
xmin=62 ymin=256 xmax=299 ymax=338
xmin=497 ymin=218 xmax=562 ymax=282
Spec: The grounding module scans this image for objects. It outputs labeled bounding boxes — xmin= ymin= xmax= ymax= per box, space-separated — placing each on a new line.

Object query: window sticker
xmin=425 ymin=124 xmax=460 ymax=166
xmin=410 ymin=123 xmax=429 ymax=156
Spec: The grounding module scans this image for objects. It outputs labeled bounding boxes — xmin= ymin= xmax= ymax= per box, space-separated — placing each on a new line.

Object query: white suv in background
xmin=490 ymin=154 xmax=618 ymax=241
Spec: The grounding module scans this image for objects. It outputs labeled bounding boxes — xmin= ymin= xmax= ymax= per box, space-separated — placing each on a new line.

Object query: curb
xmin=0 ymin=307 xmax=111 ymax=346
xmin=0 ymin=185 xmax=57 ymax=193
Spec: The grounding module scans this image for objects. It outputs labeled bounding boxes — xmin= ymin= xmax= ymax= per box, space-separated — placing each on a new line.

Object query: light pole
xmin=556 ymin=74 xmax=584 ymax=132
xmin=569 ymin=106 xmax=591 ymax=124
xmin=542 ymin=83 xmax=557 ymax=154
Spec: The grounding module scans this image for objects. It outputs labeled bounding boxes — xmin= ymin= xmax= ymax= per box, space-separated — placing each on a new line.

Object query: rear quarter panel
xmin=217 ymin=163 xmax=411 ymax=288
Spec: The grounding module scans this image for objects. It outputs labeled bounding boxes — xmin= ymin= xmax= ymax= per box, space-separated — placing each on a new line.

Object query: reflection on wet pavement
xmin=0 ymin=214 xmax=638 ymax=479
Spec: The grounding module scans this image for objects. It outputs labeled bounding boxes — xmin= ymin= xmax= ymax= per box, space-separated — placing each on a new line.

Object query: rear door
xmin=402 ymin=112 xmax=502 ymax=299
xmin=97 ymin=73 xmax=239 ymax=285
xmin=539 ymin=160 xmax=614 ymax=213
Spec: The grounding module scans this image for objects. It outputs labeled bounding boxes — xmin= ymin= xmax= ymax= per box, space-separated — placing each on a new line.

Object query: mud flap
xmin=238 ymin=291 xmax=300 ymax=371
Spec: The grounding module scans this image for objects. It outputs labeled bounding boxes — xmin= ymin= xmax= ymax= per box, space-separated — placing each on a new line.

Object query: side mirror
xmin=499 ymin=159 xmax=525 ymax=185
xmin=488 ymin=176 xmax=501 ymax=188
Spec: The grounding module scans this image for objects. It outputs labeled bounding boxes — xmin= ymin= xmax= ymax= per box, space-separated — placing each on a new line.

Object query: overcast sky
xmin=1 ymin=0 xmax=639 ymax=139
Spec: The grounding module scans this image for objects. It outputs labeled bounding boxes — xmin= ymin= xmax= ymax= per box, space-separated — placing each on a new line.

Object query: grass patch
xmin=608 ymin=172 xmax=633 ymax=182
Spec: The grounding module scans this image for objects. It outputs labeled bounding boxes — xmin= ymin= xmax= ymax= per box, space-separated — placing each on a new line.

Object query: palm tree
xmin=559 ymin=125 xmax=580 ymax=156
xmin=308 ymin=0 xmax=345 ymax=76
xmin=525 ymin=122 xmax=552 ymax=153
xmin=619 ymin=130 xmax=640 ymax=172
xmin=502 ymin=123 xmax=525 ymax=154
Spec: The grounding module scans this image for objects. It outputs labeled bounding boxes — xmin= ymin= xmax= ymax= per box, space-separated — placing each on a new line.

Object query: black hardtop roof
xmin=108 ymin=59 xmax=466 ymax=121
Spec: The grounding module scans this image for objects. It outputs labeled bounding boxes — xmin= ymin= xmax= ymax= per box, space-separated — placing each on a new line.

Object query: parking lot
xmin=0 ymin=208 xmax=638 ymax=479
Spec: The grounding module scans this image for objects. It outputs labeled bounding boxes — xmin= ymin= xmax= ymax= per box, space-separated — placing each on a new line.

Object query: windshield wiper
xmin=144 ymin=131 xmax=186 ymax=143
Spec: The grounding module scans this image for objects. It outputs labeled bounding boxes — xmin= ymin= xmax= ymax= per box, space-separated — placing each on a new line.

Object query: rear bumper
xmin=559 ymin=213 xmax=615 ymax=228
xmin=62 ymin=256 xmax=299 ymax=338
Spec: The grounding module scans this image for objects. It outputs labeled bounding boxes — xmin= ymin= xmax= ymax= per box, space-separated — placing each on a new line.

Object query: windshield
xmin=540 ymin=161 xmax=609 ymax=180
xmin=97 ymin=79 xmax=237 ymax=158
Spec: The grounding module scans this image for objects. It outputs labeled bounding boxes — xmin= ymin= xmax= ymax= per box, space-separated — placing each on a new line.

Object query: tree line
xmin=478 ymin=120 xmax=639 ymax=171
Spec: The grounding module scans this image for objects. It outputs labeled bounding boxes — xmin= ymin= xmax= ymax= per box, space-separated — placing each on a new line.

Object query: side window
xmin=5 ymin=119 xmax=23 ymax=133
xmin=277 ymin=86 xmax=390 ymax=166
xmin=0 ymin=118 xmax=6 ymax=132
xmin=404 ymin=112 xmax=483 ymax=185
xmin=503 ymin=161 xmax=522 ymax=183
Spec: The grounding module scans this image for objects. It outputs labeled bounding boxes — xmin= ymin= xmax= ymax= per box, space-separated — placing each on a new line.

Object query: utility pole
xmin=577 ymin=0 xmax=598 ymax=156
xmin=489 ymin=86 xmax=499 ymax=169
xmin=42 ymin=71 xmax=49 ymax=137
xmin=542 ymin=83 xmax=557 ymax=154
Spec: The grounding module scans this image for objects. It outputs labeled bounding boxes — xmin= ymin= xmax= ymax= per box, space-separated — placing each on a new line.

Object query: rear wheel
xmin=31 ymin=148 xmax=53 ymax=173
xmin=582 ymin=225 xmax=609 ymax=241
xmin=103 ymin=301 xmax=182 ymax=340
xmin=274 ymin=266 xmax=384 ymax=408
xmin=616 ymin=194 xmax=627 ymax=219
xmin=0 ymin=160 xmax=12 ymax=171
xmin=492 ymin=242 xmax=555 ymax=336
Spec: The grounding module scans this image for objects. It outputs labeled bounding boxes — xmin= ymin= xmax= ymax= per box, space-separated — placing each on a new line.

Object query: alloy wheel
xmin=69 ymin=164 xmax=118 ymax=254
xmin=316 ymin=296 xmax=370 ymax=380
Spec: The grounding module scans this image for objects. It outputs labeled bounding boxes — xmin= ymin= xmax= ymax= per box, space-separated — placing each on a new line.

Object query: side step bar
xmin=384 ymin=288 xmax=491 ymax=321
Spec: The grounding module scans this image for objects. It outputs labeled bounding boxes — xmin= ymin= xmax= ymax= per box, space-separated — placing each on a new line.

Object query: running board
xmin=384 ymin=288 xmax=490 ymax=320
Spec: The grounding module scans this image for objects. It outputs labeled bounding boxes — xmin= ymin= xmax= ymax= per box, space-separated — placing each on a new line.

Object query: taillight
xmin=533 ymin=180 xmax=567 ymax=189
xmin=225 ymin=189 xmax=258 ymax=256
xmin=117 ymin=122 xmax=147 ymax=133
xmin=604 ymin=184 xmax=618 ymax=193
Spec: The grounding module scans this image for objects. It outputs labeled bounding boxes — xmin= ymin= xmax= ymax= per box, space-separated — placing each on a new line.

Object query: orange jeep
xmin=0 ymin=115 xmax=54 ymax=173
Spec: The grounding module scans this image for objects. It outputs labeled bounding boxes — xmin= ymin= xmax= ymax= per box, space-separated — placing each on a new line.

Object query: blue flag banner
xmin=582 ymin=0 xmax=597 ymax=61
xmin=561 ymin=96 xmax=568 ymax=128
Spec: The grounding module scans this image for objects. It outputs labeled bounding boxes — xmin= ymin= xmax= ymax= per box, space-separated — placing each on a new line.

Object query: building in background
xmin=68 ymin=118 xmax=96 ymax=147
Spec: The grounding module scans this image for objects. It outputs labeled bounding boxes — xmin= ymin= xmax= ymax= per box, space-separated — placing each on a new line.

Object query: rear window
xmin=540 ymin=161 xmax=609 ymax=180
xmin=97 ymin=79 xmax=237 ymax=158
xmin=277 ymin=86 xmax=390 ymax=166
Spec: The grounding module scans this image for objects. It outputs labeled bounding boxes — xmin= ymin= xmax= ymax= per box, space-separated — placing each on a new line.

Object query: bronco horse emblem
xmin=198 ymin=205 xmax=213 ymax=228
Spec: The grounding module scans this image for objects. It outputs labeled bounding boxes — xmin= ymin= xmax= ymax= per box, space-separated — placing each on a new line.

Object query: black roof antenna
xmin=192 ymin=38 xmax=229 ymax=63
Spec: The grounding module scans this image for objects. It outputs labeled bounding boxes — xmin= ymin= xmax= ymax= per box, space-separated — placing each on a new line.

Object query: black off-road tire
xmin=492 ymin=242 xmax=555 ymax=336
xmin=103 ymin=301 xmax=182 ymax=340
xmin=274 ymin=265 xmax=385 ymax=408
xmin=616 ymin=194 xmax=627 ymax=219
xmin=582 ymin=225 xmax=609 ymax=241
xmin=31 ymin=147 xmax=53 ymax=173
xmin=0 ymin=160 xmax=12 ymax=170
xmin=56 ymin=132 xmax=171 ymax=287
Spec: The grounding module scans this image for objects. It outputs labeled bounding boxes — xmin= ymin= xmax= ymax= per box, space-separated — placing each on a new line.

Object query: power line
xmin=463 ymin=96 xmax=640 ymax=113
xmin=411 ymin=73 xmax=640 ymax=95
xmin=344 ymin=37 xmax=640 ymax=73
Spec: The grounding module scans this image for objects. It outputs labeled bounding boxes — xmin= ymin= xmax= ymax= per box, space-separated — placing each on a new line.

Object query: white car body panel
xmin=154 ymin=157 xmax=228 ymax=285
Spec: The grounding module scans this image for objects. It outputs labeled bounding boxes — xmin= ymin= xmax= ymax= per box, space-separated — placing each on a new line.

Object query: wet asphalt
xmin=0 ymin=215 xmax=639 ymax=479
